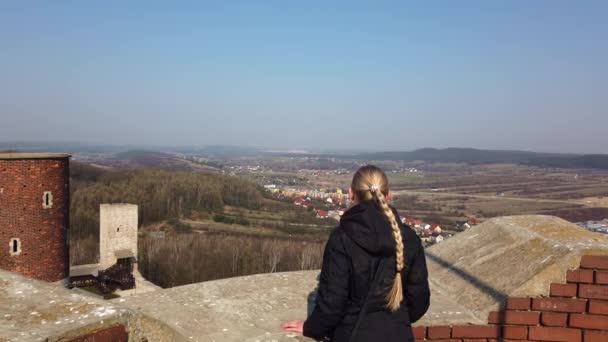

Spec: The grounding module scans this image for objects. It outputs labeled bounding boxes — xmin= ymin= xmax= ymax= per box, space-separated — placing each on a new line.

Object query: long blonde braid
xmin=351 ymin=165 xmax=405 ymax=312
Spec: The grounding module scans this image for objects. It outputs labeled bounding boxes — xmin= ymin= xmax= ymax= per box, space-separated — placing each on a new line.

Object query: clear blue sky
xmin=1 ymin=1 xmax=606 ymax=153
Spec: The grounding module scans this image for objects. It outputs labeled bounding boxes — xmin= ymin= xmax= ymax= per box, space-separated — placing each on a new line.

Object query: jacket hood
xmin=339 ymin=200 xmax=402 ymax=257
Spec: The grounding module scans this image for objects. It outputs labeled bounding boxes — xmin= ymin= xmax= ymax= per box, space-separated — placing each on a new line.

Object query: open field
xmin=242 ymin=161 xmax=608 ymax=226
xmin=386 ymin=164 xmax=608 ymax=224
xmin=390 ymin=190 xmax=587 ymax=225
xmin=67 ymin=157 xmax=608 ymax=289
xmin=389 ymin=163 xmax=608 ymax=199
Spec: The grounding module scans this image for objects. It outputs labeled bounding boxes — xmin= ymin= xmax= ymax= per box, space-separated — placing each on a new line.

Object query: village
xmin=263 ymin=184 xmax=480 ymax=246
xmin=576 ymin=219 xmax=608 ymax=235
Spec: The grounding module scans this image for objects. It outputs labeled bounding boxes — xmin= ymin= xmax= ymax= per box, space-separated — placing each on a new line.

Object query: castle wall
xmin=99 ymin=203 xmax=138 ymax=270
xmin=413 ymin=255 xmax=608 ymax=341
xmin=0 ymin=154 xmax=70 ymax=282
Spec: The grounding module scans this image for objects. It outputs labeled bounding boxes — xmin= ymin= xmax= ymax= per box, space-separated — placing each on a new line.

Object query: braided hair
xmin=351 ymin=165 xmax=404 ymax=312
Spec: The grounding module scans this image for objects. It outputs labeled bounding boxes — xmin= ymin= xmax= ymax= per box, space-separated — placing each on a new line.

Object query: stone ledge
xmin=0 ymin=153 xmax=71 ymax=160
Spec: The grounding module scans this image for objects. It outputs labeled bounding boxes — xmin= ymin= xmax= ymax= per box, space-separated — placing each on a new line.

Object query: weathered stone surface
xmin=99 ymin=204 xmax=138 ymax=270
xmin=0 ymin=270 xmax=176 ymax=342
xmin=425 ymin=215 xmax=608 ymax=321
xmin=119 ymin=271 xmax=319 ymax=341
xmin=0 ymin=270 xmax=128 ymax=341
xmin=118 ymin=270 xmax=481 ymax=340
xmin=4 ymin=215 xmax=608 ymax=341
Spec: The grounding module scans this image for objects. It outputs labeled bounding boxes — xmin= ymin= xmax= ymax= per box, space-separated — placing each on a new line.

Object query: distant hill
xmin=174 ymin=145 xmax=262 ymax=157
xmin=0 ymin=141 xmax=136 ymax=153
xmin=352 ymin=147 xmax=608 ymax=169
xmin=109 ymin=150 xmax=221 ymax=171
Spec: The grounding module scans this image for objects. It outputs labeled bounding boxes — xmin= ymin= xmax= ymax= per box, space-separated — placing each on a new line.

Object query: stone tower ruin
xmin=99 ymin=203 xmax=138 ymax=270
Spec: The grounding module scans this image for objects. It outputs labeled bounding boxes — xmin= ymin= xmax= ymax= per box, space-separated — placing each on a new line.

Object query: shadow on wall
xmin=426 ymin=251 xmax=508 ymax=308
xmin=414 ymin=255 xmax=608 ymax=341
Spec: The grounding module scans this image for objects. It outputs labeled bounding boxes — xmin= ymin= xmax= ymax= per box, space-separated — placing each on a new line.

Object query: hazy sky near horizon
xmin=1 ymin=1 xmax=607 ymax=154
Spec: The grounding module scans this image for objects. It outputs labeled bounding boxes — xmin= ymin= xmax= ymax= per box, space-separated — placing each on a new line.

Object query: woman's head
xmin=350 ymin=165 xmax=405 ymax=312
xmin=350 ymin=165 xmax=389 ymax=202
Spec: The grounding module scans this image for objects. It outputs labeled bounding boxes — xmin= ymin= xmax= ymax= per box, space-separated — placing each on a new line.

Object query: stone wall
xmin=413 ymin=255 xmax=608 ymax=342
xmin=99 ymin=204 xmax=138 ymax=270
xmin=0 ymin=155 xmax=70 ymax=282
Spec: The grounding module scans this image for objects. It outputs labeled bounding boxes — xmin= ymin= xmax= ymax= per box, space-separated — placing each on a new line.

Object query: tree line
xmin=70 ymin=162 xmax=265 ymax=242
xmin=138 ymin=231 xmax=324 ymax=288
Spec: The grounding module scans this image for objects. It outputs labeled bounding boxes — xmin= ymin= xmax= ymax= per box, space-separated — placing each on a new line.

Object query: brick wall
xmin=66 ymin=324 xmax=128 ymax=342
xmin=414 ymin=255 xmax=608 ymax=342
xmin=0 ymin=157 xmax=69 ymax=282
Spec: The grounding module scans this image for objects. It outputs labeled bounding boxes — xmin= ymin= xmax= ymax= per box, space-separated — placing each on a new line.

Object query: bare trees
xmin=138 ymin=232 xmax=325 ymax=288
xmin=70 ymin=166 xmax=264 ymax=243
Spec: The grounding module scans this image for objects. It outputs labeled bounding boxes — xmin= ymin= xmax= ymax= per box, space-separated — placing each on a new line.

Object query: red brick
xmin=596 ymin=271 xmax=608 ymax=285
xmin=487 ymin=311 xmax=539 ymax=325
xmin=532 ymin=298 xmax=587 ymax=313
xmin=578 ymin=284 xmax=608 ymax=300
xmin=588 ymin=300 xmax=608 ymax=315
xmin=506 ymin=297 xmax=532 ymax=310
xmin=426 ymin=340 xmax=461 ymax=342
xmin=567 ymin=269 xmax=595 ymax=284
xmin=569 ymin=313 xmax=608 ymax=330
xmin=412 ymin=326 xmax=426 ymax=339
xmin=67 ymin=324 xmax=127 ymax=342
xmin=488 ymin=311 xmax=501 ymax=324
xmin=541 ymin=312 xmax=568 ymax=327
xmin=580 ymin=255 xmax=608 ymax=270
xmin=502 ymin=326 xmax=528 ymax=340
xmin=452 ymin=325 xmax=500 ymax=338
xmin=551 ymin=283 xmax=578 ymax=298
xmin=428 ymin=326 xmax=451 ymax=339
xmin=584 ymin=330 xmax=608 ymax=342
xmin=463 ymin=339 xmax=487 ymax=342
xmin=528 ymin=326 xmax=582 ymax=342
xmin=0 ymin=157 xmax=70 ymax=282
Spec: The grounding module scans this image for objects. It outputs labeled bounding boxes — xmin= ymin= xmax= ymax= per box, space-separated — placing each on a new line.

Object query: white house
xmin=431 ymin=235 xmax=444 ymax=243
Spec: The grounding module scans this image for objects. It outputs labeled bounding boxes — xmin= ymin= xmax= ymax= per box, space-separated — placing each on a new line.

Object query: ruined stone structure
xmin=68 ymin=203 xmax=140 ymax=293
xmin=3 ymin=254 xmax=607 ymax=341
xmin=413 ymin=255 xmax=608 ymax=342
xmin=99 ymin=203 xmax=138 ymax=270
xmin=0 ymin=153 xmax=70 ymax=282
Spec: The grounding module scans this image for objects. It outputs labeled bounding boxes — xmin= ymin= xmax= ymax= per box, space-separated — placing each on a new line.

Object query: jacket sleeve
xmin=303 ymin=229 xmax=350 ymax=340
xmin=405 ymin=235 xmax=431 ymax=323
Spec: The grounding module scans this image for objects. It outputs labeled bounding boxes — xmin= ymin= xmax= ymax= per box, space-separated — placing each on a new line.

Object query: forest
xmin=69 ymin=162 xmax=329 ymax=285
xmin=70 ymin=162 xmax=265 ymax=242
xmin=138 ymin=232 xmax=324 ymax=287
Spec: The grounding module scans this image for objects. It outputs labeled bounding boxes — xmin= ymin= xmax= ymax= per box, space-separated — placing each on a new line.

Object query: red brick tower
xmin=0 ymin=153 xmax=70 ymax=282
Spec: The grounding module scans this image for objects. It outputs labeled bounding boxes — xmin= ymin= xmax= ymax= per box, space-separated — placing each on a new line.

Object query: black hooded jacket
xmin=303 ymin=200 xmax=430 ymax=342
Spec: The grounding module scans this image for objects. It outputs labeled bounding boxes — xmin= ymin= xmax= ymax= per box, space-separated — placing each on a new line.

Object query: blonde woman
xmin=282 ymin=165 xmax=430 ymax=341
